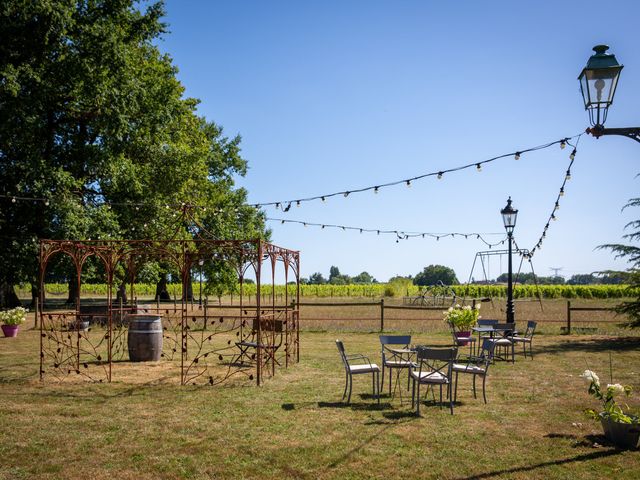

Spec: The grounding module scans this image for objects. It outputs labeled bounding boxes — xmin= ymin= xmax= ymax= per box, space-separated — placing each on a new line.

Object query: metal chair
xmin=379 ymin=335 xmax=413 ymax=395
xmin=488 ymin=323 xmax=515 ymax=363
xmin=410 ymin=346 xmax=457 ymax=415
xmin=511 ymin=321 xmax=537 ymax=358
xmin=235 ymin=318 xmax=284 ymax=375
xmin=453 ymin=339 xmax=496 ymax=403
xmin=335 ymin=340 xmax=380 ymax=404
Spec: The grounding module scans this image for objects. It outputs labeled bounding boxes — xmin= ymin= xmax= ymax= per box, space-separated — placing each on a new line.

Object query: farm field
xmin=1 ymin=306 xmax=639 ymax=479
xmin=16 ymin=282 xmax=638 ymax=301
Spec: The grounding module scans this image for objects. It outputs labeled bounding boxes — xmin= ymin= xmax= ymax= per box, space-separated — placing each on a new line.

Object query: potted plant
xmin=0 ymin=306 xmax=28 ymax=337
xmin=443 ymin=304 xmax=480 ymax=344
xmin=581 ymin=369 xmax=640 ymax=449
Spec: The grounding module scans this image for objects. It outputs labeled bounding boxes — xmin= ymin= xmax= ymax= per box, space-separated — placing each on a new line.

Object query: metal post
xmin=380 ymin=298 xmax=385 ymax=332
xmin=567 ymin=300 xmax=571 ymax=334
xmin=506 ymin=231 xmax=515 ymax=324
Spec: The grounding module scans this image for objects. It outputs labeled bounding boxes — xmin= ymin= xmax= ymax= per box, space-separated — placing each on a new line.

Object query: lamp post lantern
xmin=500 ymin=197 xmax=518 ymax=324
xmin=579 ymin=45 xmax=640 ymax=143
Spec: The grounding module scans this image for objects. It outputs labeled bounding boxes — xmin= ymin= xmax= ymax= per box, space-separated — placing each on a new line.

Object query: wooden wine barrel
xmin=127 ymin=314 xmax=163 ymax=362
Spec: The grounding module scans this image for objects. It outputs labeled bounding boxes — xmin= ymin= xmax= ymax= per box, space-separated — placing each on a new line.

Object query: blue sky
xmin=157 ymin=0 xmax=640 ymax=282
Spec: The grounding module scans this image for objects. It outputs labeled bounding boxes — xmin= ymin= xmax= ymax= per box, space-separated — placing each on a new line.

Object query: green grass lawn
xmin=1 ymin=322 xmax=639 ymax=479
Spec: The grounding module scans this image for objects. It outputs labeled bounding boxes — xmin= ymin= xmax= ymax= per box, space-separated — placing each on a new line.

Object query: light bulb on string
xmin=296 ymin=200 xmax=300 ymax=207
xmin=560 ymin=139 xmax=566 ymax=149
xmin=321 ymin=196 xmax=326 ymax=202
xmin=406 ymin=180 xmax=411 ymax=187
xmin=476 ymin=164 xmax=482 ymax=172
xmin=565 ymin=170 xmax=571 ymax=181
xmin=551 ymin=214 xmax=557 ymax=221
xmin=570 ymin=149 xmax=576 ymax=160
xmin=374 ymin=186 xmax=379 ymax=194
xmin=45 ymin=200 xmax=50 ymax=206
xmin=559 ymin=187 xmax=564 ymax=197
xmin=437 ymin=172 xmax=443 ymax=179
xmin=343 ymin=192 xmax=350 ymax=198
xmin=11 ymin=197 xmax=16 ymax=203
xmin=514 ymin=152 xmax=521 ymax=160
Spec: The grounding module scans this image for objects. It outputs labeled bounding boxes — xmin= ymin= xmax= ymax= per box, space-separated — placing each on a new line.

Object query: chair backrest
xmin=252 ymin=318 xmax=284 ymax=332
xmin=525 ymin=321 xmax=537 ymax=337
xmin=379 ymin=335 xmax=412 ymax=346
xmin=415 ymin=346 xmax=457 ymax=379
xmin=494 ymin=323 xmax=516 ymax=336
xmin=477 ymin=319 xmax=499 ymax=327
xmin=380 ymin=335 xmax=411 ymax=362
xmin=479 ymin=339 xmax=497 ymax=363
xmin=335 ymin=340 xmax=349 ymax=369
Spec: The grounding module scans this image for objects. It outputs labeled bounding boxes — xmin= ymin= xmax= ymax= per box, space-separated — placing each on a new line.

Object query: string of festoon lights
xmin=252 ymin=134 xmax=583 ymax=211
xmin=513 ymin=135 xmax=582 ymax=261
xmin=267 ymin=217 xmax=508 ymax=247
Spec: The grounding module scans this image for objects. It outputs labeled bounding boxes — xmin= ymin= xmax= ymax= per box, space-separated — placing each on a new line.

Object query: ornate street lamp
xmin=500 ymin=197 xmax=518 ymax=324
xmin=579 ymin=45 xmax=640 ymax=143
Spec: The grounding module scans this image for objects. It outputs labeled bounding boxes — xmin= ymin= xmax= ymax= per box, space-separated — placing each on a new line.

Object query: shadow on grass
xmin=454 ymin=449 xmax=622 ymax=480
xmin=535 ymin=336 xmax=640 ymax=355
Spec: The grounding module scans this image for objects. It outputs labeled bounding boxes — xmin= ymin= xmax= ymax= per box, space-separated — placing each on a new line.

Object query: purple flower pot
xmin=455 ymin=331 xmax=471 ymax=346
xmin=2 ymin=324 xmax=19 ymax=337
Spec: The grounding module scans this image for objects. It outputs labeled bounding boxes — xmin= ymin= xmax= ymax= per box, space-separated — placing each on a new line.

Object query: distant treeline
xmin=19 ymin=283 xmax=636 ymax=300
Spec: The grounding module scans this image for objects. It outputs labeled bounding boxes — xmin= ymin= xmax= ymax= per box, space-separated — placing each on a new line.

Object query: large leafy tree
xmin=413 ymin=264 xmax=459 ymax=286
xmin=599 ymin=197 xmax=640 ymax=327
xmin=0 ymin=1 xmax=266 ymax=307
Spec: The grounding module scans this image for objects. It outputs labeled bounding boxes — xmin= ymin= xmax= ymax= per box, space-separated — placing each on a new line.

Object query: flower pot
xmin=1 ymin=324 xmax=19 ymax=337
xmin=600 ymin=413 xmax=640 ymax=449
xmin=455 ymin=331 xmax=471 ymax=346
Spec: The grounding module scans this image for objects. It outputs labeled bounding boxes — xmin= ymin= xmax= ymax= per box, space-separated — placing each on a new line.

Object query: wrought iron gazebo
xmin=38 ymin=237 xmax=300 ymax=386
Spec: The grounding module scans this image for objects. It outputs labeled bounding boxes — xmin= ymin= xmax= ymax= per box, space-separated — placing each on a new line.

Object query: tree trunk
xmin=66 ymin=277 xmax=78 ymax=306
xmin=183 ymin=274 xmax=193 ymax=301
xmin=0 ymin=281 xmax=21 ymax=308
xmin=31 ymin=281 xmax=41 ymax=309
xmin=155 ymin=274 xmax=171 ymax=301
xmin=115 ymin=282 xmax=128 ymax=304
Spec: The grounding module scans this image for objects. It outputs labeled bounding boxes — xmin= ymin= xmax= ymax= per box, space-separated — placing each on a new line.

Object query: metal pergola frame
xmin=38 ymin=238 xmax=300 ymax=386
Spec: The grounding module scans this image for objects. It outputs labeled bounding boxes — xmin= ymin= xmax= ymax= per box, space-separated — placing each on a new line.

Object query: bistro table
xmin=386 ymin=347 xmax=417 ymax=403
xmin=471 ymin=325 xmax=518 ymax=362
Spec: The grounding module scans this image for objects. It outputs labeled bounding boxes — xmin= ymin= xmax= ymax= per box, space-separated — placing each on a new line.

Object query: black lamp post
xmin=500 ymin=197 xmax=518 ymax=324
xmin=579 ymin=45 xmax=640 ymax=143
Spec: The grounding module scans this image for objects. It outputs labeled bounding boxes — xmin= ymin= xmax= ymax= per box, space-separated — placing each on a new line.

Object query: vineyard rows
xmin=18 ymin=283 xmax=636 ymax=299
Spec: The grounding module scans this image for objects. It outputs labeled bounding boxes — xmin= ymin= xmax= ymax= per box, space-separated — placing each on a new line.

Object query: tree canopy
xmin=0 ymin=1 xmax=266 ymax=306
xmin=413 ymin=265 xmax=458 ymax=286
xmin=599 ymin=197 xmax=640 ymax=327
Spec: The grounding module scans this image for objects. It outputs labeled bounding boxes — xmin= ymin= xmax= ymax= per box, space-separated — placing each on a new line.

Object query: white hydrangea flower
xmin=581 ymin=369 xmax=600 ymax=387
xmin=607 ymin=383 xmax=625 ymax=396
